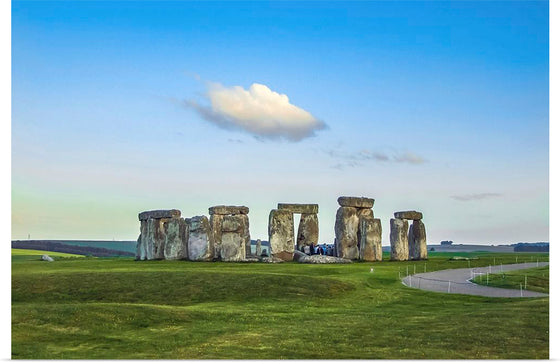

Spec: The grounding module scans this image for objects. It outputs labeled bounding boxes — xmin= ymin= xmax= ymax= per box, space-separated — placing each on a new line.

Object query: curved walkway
xmin=402 ymin=262 xmax=548 ymax=297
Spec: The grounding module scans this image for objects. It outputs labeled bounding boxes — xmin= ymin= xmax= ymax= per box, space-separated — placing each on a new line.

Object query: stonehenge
xmin=136 ymin=201 xmax=428 ymax=264
xmin=268 ymin=203 xmax=319 ymax=261
xmin=390 ymin=210 xmax=427 ymax=261
xmin=334 ymin=196 xmax=382 ymax=261
xmin=136 ymin=206 xmax=250 ymax=262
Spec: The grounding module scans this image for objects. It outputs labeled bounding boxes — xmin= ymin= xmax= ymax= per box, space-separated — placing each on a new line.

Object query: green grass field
xmin=11 ymin=248 xmax=85 ymax=259
xmin=472 ymin=265 xmax=549 ymax=294
xmin=12 ymin=251 xmax=549 ymax=359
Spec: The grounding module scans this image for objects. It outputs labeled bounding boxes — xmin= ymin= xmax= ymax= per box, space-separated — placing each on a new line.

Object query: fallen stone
xmin=293 ymin=250 xmax=308 ymax=262
xmin=337 ymin=196 xmax=374 ymax=208
xmin=390 ymin=218 xmax=409 ymax=261
xmin=163 ymin=217 xmax=188 ymax=260
xmin=41 ymin=254 xmax=54 ymax=262
xmin=296 ymin=213 xmax=319 ymax=251
xmin=277 ymin=203 xmax=319 ymax=214
xmin=394 ymin=211 xmax=423 ymax=220
xmin=186 ymin=216 xmax=214 ymax=261
xmin=359 ymin=216 xmax=382 ymax=261
xmin=298 ymin=255 xmax=352 ymax=264
xmin=335 ymin=206 xmax=359 ymax=260
xmin=268 ymin=209 xmax=295 ymax=261
xmin=260 ymin=256 xmax=285 ymax=263
xmin=408 ymin=219 xmax=427 ymax=260
xmin=138 ymin=209 xmax=181 ymax=221
xmin=208 ymin=205 xmax=249 ymax=215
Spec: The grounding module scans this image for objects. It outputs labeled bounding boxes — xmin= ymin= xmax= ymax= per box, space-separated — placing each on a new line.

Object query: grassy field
xmin=12 ymin=251 xmax=549 ymax=359
xmin=472 ymin=265 xmax=549 ymax=294
xmin=11 ymin=248 xmax=85 ymax=258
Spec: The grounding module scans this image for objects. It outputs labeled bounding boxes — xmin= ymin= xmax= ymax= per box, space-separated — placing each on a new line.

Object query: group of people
xmin=301 ymin=243 xmax=335 ymax=256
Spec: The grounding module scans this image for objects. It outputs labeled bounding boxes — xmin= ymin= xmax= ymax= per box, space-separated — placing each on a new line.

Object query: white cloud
xmin=185 ymin=82 xmax=326 ymax=141
xmin=393 ymin=152 xmax=426 ymax=164
xmin=450 ymin=193 xmax=503 ymax=201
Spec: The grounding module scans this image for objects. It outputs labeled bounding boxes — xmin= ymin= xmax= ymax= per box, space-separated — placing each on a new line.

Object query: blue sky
xmin=11 ymin=1 xmax=549 ymax=245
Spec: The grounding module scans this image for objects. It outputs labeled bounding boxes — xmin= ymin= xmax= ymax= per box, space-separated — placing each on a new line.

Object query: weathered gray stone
xmin=277 ymin=203 xmax=319 ymax=214
xmin=268 ymin=209 xmax=295 ymax=261
xmin=186 ymin=216 xmax=214 ymax=261
xmin=138 ymin=209 xmax=181 ymax=221
xmin=260 ymin=256 xmax=285 ymax=263
xmin=41 ymin=254 xmax=54 ymax=262
xmin=136 ymin=233 xmax=142 ymax=260
xmin=390 ymin=218 xmax=409 ymax=261
xmin=296 ymin=213 xmax=319 ymax=251
xmin=295 ymin=250 xmax=352 ymax=264
xmin=209 ymin=214 xmax=223 ymax=259
xmin=335 ymin=206 xmax=359 ymax=260
xmin=408 ymin=219 xmax=427 ymax=260
xmin=220 ymin=215 xmax=248 ymax=262
xmin=394 ymin=210 xmax=423 ymax=220
xmin=358 ymin=208 xmax=374 ymax=219
xmin=209 ymin=205 xmax=249 ymax=215
xmin=256 ymin=239 xmax=262 ymax=256
xmin=163 ymin=217 xmax=188 ymax=260
xmin=359 ymin=217 xmax=382 ymax=262
xmin=139 ymin=217 xmax=166 ymax=260
xmin=337 ymin=196 xmax=374 ymax=208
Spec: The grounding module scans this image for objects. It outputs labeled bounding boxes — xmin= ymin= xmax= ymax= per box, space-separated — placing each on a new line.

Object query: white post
xmin=448 ymin=281 xmax=451 ymax=293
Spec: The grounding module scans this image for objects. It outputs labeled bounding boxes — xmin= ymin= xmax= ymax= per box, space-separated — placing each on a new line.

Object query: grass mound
xmin=12 ymin=253 xmax=549 ymax=359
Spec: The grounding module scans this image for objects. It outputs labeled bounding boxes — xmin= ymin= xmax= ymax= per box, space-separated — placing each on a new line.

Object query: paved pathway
xmin=402 ymin=262 xmax=549 ymax=298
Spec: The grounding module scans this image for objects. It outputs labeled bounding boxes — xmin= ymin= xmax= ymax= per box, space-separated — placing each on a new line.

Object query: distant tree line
xmin=513 ymin=242 xmax=549 ymax=252
xmin=12 ymin=240 xmax=135 ymax=257
xmin=440 ymin=240 xmax=453 ymax=245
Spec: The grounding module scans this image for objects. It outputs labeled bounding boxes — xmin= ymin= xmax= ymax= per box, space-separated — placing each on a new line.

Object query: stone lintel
xmin=209 ymin=205 xmax=249 ymax=215
xmin=277 ymin=203 xmax=319 ymax=214
xmin=394 ymin=211 xmax=423 ymax=220
xmin=337 ymin=196 xmax=375 ymax=208
xmin=138 ymin=209 xmax=181 ymax=221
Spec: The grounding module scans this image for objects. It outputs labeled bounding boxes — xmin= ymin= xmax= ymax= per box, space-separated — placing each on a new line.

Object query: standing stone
xmin=220 ymin=215 xmax=247 ymax=262
xmin=269 ymin=209 xmax=295 ymax=261
xmin=390 ymin=218 xmax=409 ymax=261
xmin=140 ymin=218 xmax=166 ymax=260
xmin=163 ymin=217 xmax=188 ymax=260
xmin=358 ymin=208 xmax=374 ymax=219
xmin=256 ymin=239 xmax=262 ymax=256
xmin=359 ymin=217 xmax=382 ymax=261
xmin=136 ymin=234 xmax=142 ymax=260
xmin=335 ymin=207 xmax=359 ymax=260
xmin=296 ymin=213 xmax=319 ymax=251
xmin=138 ymin=209 xmax=181 ymax=221
xmin=209 ymin=214 xmax=224 ymax=259
xmin=186 ymin=216 xmax=214 ymax=261
xmin=409 ymin=219 xmax=427 ymax=260
xmin=241 ymin=214 xmax=251 ymax=259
